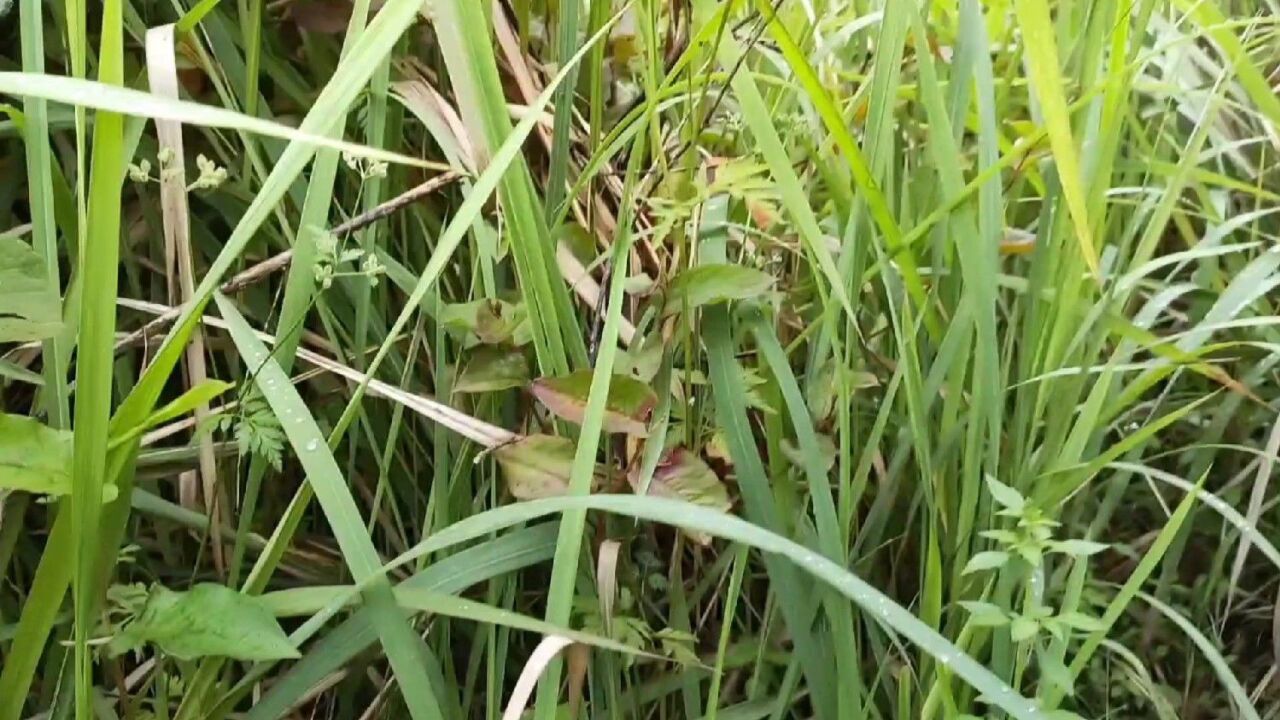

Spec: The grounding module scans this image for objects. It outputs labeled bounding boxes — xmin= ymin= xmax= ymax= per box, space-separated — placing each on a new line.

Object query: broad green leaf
xmin=454 ymin=347 xmax=529 ymax=394
xmin=440 ymin=298 xmax=531 ymax=347
xmin=629 ymin=448 xmax=731 ymax=546
xmin=532 ymin=370 xmax=657 ymax=436
xmin=0 ymin=414 xmax=73 ymax=495
xmin=107 ymin=583 xmax=299 ymax=661
xmin=0 ymin=236 xmax=60 ymax=341
xmin=495 ymin=434 xmax=603 ymax=500
xmin=0 ymin=415 xmax=118 ymax=502
xmin=663 ymin=264 xmax=775 ymax=316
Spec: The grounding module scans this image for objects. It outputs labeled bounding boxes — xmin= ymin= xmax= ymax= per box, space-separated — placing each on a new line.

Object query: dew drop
xmin=305 ymin=439 xmax=319 ymax=451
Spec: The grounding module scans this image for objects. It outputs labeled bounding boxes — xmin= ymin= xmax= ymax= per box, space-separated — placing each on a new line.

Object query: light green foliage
xmin=106 ymin=583 xmax=299 ymax=661
xmin=209 ymin=390 xmax=286 ymax=471
xmin=0 ymin=237 xmax=60 ymax=341
xmin=1 ymin=0 xmax=1278 ymax=719
xmin=0 ymin=414 xmax=73 ymax=495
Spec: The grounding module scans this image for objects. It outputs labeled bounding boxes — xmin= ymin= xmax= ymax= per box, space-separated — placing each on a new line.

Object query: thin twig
xmin=115 ymin=171 xmax=462 ymax=350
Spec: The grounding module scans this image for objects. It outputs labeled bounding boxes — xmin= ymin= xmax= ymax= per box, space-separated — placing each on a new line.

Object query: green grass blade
xmin=383 ymin=494 xmax=1053 ymax=720
xmin=1011 ymin=0 xmax=1099 ymax=275
xmin=1137 ymin=591 xmax=1261 ymax=720
xmin=18 ymin=0 xmax=69 ymax=429
xmin=215 ymin=294 xmax=443 ymax=720
xmin=70 ymin=2 xmax=125 ymax=714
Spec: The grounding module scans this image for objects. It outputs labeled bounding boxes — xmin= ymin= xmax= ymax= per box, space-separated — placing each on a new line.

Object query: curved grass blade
xmin=0 ymin=73 xmax=438 ymax=169
xmin=1137 ymin=591 xmax=1261 ymax=720
xmin=239 ymin=523 xmax=559 ymax=720
xmin=378 ymin=494 xmax=1053 ymax=720
xmin=216 ymin=294 xmax=443 ymax=720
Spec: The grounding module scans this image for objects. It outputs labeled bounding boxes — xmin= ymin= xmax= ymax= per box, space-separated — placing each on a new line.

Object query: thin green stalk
xmin=71 ymin=1 xmax=125 ymax=716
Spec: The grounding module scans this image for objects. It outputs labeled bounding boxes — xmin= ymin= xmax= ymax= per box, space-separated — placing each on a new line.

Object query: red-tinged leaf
xmin=454 ymin=347 xmax=529 ymax=394
xmin=532 ymin=370 xmax=656 ymax=436
xmin=630 ymin=447 xmax=731 ymax=545
xmin=494 ymin=434 xmax=604 ymax=500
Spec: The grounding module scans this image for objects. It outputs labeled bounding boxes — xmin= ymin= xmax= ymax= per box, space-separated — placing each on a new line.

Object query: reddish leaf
xmin=532 ymin=370 xmax=656 ymax=436
xmin=494 ymin=434 xmax=603 ymax=500
xmin=630 ymin=447 xmax=731 ymax=545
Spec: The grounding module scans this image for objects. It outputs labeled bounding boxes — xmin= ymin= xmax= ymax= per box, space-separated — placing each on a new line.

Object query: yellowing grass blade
xmin=1012 ymin=0 xmax=1099 ymax=277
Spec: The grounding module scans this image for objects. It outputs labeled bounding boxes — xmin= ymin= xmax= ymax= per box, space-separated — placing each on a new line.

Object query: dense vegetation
xmin=1 ymin=0 xmax=1279 ymax=718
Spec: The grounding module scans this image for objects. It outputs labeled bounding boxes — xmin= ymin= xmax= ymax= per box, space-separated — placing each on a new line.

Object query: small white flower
xmin=189 ymin=154 xmax=228 ymax=190
xmin=360 ymin=252 xmax=384 ymax=286
xmin=126 ymin=159 xmax=152 ymax=183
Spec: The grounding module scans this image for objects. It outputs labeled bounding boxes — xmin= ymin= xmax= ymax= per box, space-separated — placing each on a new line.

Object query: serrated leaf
xmin=963 ymin=550 xmax=1010 ymax=575
xmin=1051 ymin=539 xmax=1109 ymax=557
xmin=532 ymin=370 xmax=657 ymax=436
xmin=0 ymin=414 xmax=117 ymax=501
xmin=494 ymin=434 xmax=604 ymax=500
xmin=0 ymin=236 xmax=60 ymax=342
xmin=630 ymin=448 xmax=731 ymax=545
xmin=662 ymin=263 xmax=775 ymax=316
xmin=959 ymin=601 xmax=1011 ymax=627
xmin=107 ymin=584 xmax=299 ymax=661
xmin=985 ymin=476 xmax=1026 ymax=513
xmin=454 ymin=347 xmax=529 ymax=394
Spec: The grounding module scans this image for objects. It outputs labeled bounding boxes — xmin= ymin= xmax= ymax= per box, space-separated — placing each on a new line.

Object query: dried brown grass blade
xmin=146 ymin=24 xmax=223 ymax=566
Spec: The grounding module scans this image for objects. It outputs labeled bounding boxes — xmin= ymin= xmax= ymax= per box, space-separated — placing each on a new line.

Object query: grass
xmin=1 ymin=0 xmax=1279 ymax=719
